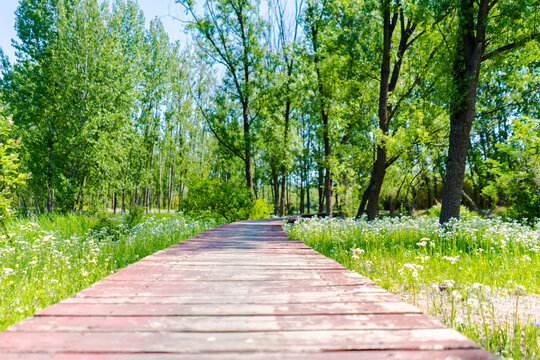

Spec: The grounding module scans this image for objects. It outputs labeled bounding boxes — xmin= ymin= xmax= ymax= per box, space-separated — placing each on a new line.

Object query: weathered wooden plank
xmin=66 ymin=294 xmax=400 ymax=305
xmin=79 ymin=281 xmax=384 ymax=294
xmin=0 ymin=350 xmax=499 ymax=360
xmin=9 ymin=314 xmax=442 ymax=332
xmin=0 ymin=329 xmax=479 ymax=353
xmin=101 ymin=271 xmax=373 ymax=286
xmin=37 ymin=301 xmax=422 ymax=316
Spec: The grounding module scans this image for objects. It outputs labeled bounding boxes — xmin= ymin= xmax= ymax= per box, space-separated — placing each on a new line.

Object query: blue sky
xmin=0 ymin=0 xmax=187 ymax=62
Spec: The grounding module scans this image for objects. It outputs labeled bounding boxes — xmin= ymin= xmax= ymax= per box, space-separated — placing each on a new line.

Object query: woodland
xmin=1 ymin=1 xmax=540 ymax=357
xmin=0 ymin=0 xmax=539 ymax=225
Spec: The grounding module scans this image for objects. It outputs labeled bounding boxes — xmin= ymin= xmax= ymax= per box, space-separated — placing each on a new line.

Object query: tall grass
xmin=286 ymin=216 xmax=539 ymax=359
xmin=0 ymin=213 xmax=219 ymax=330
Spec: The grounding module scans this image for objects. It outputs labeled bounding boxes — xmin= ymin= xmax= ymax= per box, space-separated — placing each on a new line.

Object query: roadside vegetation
xmin=0 ymin=212 xmax=219 ymax=330
xmin=286 ymin=214 xmax=540 ymax=359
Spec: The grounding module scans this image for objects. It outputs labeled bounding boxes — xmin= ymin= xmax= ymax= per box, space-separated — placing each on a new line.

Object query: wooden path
xmin=0 ymin=219 xmax=495 ymax=359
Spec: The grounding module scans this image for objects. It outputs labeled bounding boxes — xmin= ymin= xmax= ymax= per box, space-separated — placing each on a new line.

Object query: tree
xmin=350 ymin=0 xmax=449 ymax=220
xmin=305 ymin=0 xmax=334 ymax=215
xmin=440 ymin=0 xmax=540 ymax=224
xmin=0 ymin=107 xmax=28 ymax=233
xmin=179 ymin=0 xmax=266 ymax=198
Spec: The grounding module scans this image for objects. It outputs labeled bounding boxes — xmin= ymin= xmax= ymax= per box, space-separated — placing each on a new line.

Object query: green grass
xmin=0 ymin=213 xmax=220 ymax=330
xmin=286 ymin=215 xmax=540 ymax=359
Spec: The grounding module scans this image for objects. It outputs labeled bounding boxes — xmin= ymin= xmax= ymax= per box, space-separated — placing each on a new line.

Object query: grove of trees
xmin=1 ymin=0 xmax=539 ymax=224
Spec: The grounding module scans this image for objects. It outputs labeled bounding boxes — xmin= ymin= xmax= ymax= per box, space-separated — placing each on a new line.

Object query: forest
xmin=1 ymin=0 xmax=538 ymax=225
xmin=0 ymin=0 xmax=539 ymax=357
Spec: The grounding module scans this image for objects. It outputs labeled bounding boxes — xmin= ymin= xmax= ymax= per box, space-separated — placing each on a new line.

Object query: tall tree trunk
xmin=362 ymin=5 xmax=416 ymax=220
xmin=46 ymin=116 xmax=55 ymax=212
xmin=318 ymin=165 xmax=324 ymax=213
xmin=157 ymin=152 xmax=162 ymax=212
xmin=425 ymin=174 xmax=432 ymax=208
xmin=272 ymin=168 xmax=279 ymax=215
xmin=306 ymin=167 xmax=311 ymax=214
xmin=287 ymin=177 xmax=291 ymax=213
xmin=440 ymin=0 xmax=488 ymax=224
xmin=433 ymin=174 xmax=438 ymax=203
xmin=244 ymin=131 xmax=254 ymax=199
xmin=366 ymin=146 xmax=387 ymax=219
xmin=308 ymin=7 xmax=332 ymax=216
xmin=300 ymin=184 xmax=305 ymax=214
xmin=389 ymin=194 xmax=395 ymax=217
xmin=279 ymin=173 xmax=286 ymax=217
xmin=365 ymin=6 xmax=394 ymax=220
xmin=168 ymin=166 xmax=173 ymax=214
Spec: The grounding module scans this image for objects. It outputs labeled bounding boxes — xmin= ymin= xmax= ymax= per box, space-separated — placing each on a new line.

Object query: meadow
xmin=0 ymin=212 xmax=219 ymax=330
xmin=286 ymin=214 xmax=540 ymax=359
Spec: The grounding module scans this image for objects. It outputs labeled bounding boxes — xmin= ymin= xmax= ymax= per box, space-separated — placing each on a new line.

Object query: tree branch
xmin=482 ymin=33 xmax=540 ymax=62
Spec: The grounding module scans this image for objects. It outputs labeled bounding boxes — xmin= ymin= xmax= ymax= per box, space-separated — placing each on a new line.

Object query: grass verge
xmin=0 ymin=213 xmax=219 ymax=330
xmin=286 ymin=216 xmax=539 ymax=359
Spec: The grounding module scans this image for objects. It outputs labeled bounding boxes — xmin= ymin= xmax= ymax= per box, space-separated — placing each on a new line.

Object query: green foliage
xmin=249 ymin=199 xmax=272 ymax=219
xmin=0 ymin=0 xmax=538 ymax=224
xmin=0 ymin=213 xmax=218 ymax=330
xmin=179 ymin=179 xmax=253 ymax=222
xmin=481 ymin=118 xmax=540 ymax=223
xmin=90 ymin=205 xmax=147 ymax=241
xmin=0 ymin=112 xmax=28 ymax=233
xmin=179 ymin=179 xmax=273 ymax=221
xmin=427 ymin=204 xmax=478 ymax=220
xmin=124 ymin=205 xmax=145 ymax=229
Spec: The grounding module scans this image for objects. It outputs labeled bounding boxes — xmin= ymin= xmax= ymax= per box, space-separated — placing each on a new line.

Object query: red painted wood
xmin=0 ymin=350 xmax=498 ymax=360
xmin=0 ymin=329 xmax=480 ymax=353
xmin=0 ymin=219 xmax=496 ymax=359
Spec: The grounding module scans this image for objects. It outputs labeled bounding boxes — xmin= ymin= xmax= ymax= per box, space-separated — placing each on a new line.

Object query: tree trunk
xmin=364 ymin=5 xmax=394 ymax=220
xmin=389 ymin=194 xmax=395 ymax=217
xmin=46 ymin=116 xmax=55 ymax=212
xmin=356 ymin=186 xmax=370 ymax=217
xmin=272 ymin=168 xmax=279 ymax=215
xmin=306 ymin=167 xmax=311 ymax=214
xmin=308 ymin=8 xmax=332 ymax=216
xmin=440 ymin=0 xmax=488 ymax=224
xmin=366 ymin=146 xmax=387 ymax=220
xmin=279 ymin=173 xmax=286 ymax=217
xmin=300 ymin=185 xmax=305 ymax=214
xmin=433 ymin=174 xmax=438 ymax=203
xmin=168 ymin=166 xmax=173 ymax=214
xmin=425 ymin=174 xmax=432 ymax=208
xmin=318 ymin=165 xmax=324 ymax=213
xmin=362 ymin=5 xmax=417 ymax=220
xmin=157 ymin=152 xmax=162 ymax=212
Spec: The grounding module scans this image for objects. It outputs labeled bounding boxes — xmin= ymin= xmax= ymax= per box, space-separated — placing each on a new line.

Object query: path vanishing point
xmin=0 ymin=219 xmax=496 ymax=359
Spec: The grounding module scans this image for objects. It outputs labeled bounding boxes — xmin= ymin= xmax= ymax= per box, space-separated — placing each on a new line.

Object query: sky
xmin=0 ymin=0 xmax=187 ymax=62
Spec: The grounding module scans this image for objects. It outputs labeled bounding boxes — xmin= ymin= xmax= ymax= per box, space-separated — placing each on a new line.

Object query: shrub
xmin=0 ymin=114 xmax=28 ymax=234
xmin=249 ymin=199 xmax=272 ymax=219
xmin=427 ymin=203 xmax=478 ymax=220
xmin=179 ymin=179 xmax=252 ymax=222
xmin=179 ymin=180 xmax=273 ymax=222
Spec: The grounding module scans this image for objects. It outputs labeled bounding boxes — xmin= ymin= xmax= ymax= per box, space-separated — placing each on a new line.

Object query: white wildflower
xmin=351 ymin=247 xmax=365 ymax=260
xmin=415 ymin=256 xmax=430 ymax=263
xmin=442 ymin=255 xmax=460 ymax=264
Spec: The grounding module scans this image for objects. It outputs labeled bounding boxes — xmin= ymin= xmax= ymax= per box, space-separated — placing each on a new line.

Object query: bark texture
xmin=440 ymin=0 xmax=488 ymax=224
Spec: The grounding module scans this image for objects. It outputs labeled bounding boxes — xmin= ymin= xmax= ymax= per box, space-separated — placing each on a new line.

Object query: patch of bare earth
xmin=393 ymin=284 xmax=540 ymax=330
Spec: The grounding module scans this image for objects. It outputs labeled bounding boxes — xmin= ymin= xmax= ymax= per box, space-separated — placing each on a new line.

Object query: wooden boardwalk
xmin=0 ymin=219 xmax=495 ymax=359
